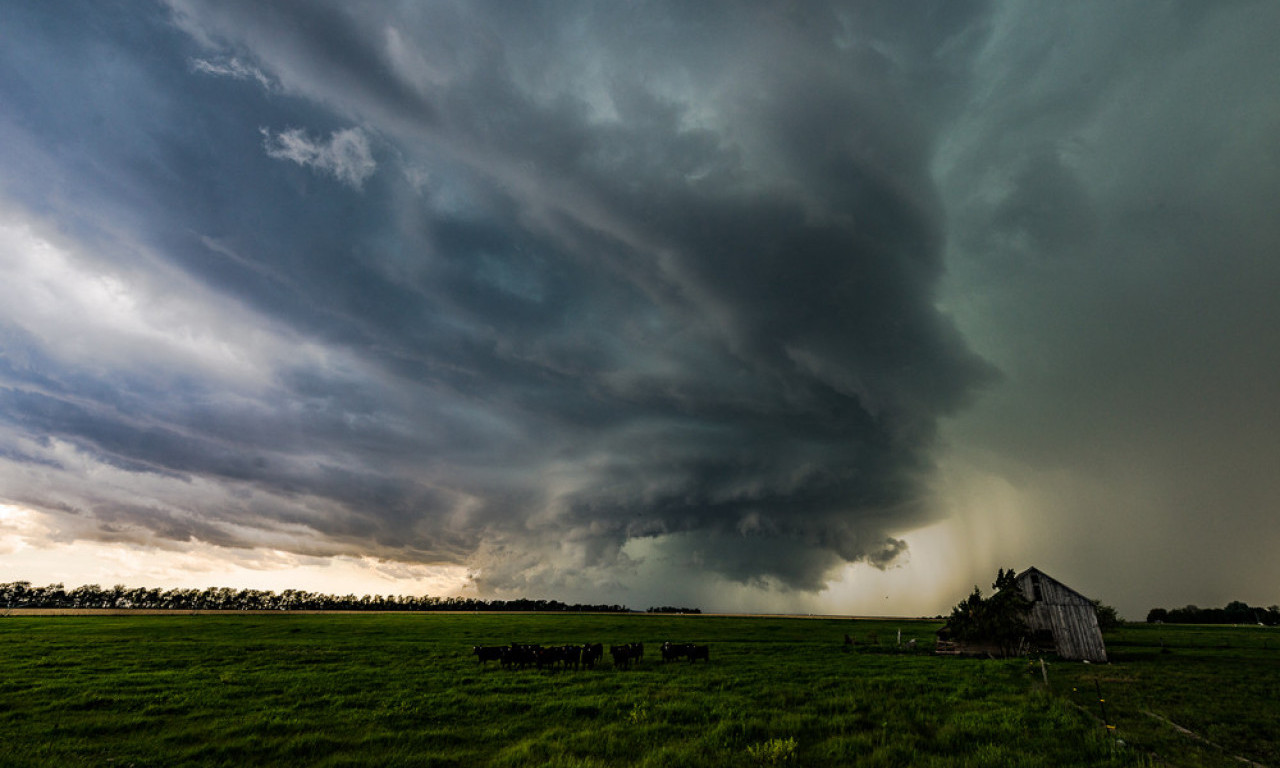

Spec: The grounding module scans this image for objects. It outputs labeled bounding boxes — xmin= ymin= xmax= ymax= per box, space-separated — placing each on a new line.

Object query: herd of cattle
xmin=470 ymin=641 xmax=710 ymax=671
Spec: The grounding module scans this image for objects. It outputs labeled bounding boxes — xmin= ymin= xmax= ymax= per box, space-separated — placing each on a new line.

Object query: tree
xmin=944 ymin=567 xmax=1031 ymax=655
xmin=1091 ymin=600 xmax=1123 ymax=630
xmin=1223 ymin=600 xmax=1252 ymax=623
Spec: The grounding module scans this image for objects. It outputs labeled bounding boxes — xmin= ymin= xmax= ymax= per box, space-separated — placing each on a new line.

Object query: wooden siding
xmin=1015 ymin=568 xmax=1108 ymax=663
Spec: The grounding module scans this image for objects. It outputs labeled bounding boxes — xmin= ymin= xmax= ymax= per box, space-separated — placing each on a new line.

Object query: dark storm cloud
xmin=0 ymin=1 xmax=998 ymax=597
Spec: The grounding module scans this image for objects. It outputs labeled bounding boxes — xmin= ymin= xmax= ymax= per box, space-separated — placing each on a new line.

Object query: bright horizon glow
xmin=2 ymin=501 xmax=1009 ymax=617
xmin=1 ymin=504 xmax=471 ymax=599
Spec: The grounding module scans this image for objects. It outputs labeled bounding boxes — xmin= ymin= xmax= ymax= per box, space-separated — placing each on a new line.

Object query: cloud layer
xmin=0 ymin=1 xmax=995 ymax=600
xmin=2 ymin=1 xmax=1277 ymax=613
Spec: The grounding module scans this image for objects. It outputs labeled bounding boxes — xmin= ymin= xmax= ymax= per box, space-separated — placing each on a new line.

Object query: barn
xmin=936 ymin=567 xmax=1109 ymax=662
xmin=1014 ymin=567 xmax=1108 ymax=663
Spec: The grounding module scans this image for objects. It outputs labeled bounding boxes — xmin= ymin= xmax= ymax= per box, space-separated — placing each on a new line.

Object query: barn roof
xmin=1014 ymin=567 xmax=1096 ymax=605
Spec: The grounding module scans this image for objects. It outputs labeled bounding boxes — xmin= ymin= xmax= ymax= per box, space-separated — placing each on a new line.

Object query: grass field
xmin=1048 ymin=623 xmax=1279 ymax=767
xmin=0 ymin=613 xmax=1275 ymax=767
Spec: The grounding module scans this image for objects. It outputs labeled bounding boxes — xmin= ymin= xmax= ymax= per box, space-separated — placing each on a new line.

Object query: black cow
xmin=503 ymin=643 xmax=541 ymax=670
xmin=581 ymin=643 xmax=604 ymax=669
xmin=662 ymin=642 xmax=710 ymax=662
xmin=536 ymin=644 xmax=583 ymax=671
xmin=610 ymin=643 xmax=642 ymax=669
xmin=556 ymin=644 xmax=583 ymax=671
xmin=535 ymin=646 xmax=559 ymax=670
xmin=472 ymin=645 xmax=504 ymax=666
xmin=661 ymin=642 xmax=690 ymax=662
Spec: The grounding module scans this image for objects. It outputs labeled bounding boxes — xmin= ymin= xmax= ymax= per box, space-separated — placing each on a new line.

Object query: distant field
xmin=0 ymin=614 xmax=1275 ymax=767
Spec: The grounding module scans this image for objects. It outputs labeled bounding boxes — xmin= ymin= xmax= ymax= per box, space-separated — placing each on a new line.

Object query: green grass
xmin=1047 ymin=623 xmax=1280 ymax=768
xmin=0 ymin=614 xmax=1273 ymax=767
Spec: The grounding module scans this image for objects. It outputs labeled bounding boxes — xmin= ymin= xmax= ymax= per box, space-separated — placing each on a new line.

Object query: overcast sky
xmin=1 ymin=1 xmax=1277 ymax=617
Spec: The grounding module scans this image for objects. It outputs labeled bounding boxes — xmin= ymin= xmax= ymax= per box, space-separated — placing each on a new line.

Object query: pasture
xmin=0 ymin=613 xmax=1275 ymax=767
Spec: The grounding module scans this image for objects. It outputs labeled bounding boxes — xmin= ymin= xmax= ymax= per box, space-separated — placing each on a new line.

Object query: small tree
xmin=945 ymin=567 xmax=1031 ymax=655
xmin=1091 ymin=600 xmax=1122 ymax=630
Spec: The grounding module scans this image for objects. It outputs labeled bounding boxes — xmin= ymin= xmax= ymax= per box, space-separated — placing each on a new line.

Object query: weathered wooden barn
xmin=1014 ymin=567 xmax=1108 ymax=663
xmin=936 ymin=567 xmax=1109 ymax=662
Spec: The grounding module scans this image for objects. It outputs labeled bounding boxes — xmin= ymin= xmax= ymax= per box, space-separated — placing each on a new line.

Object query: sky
xmin=1 ymin=1 xmax=1277 ymax=619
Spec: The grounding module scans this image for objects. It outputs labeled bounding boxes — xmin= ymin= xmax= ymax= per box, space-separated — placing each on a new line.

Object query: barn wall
xmin=1025 ymin=603 xmax=1108 ymax=662
xmin=1016 ymin=569 xmax=1109 ymax=663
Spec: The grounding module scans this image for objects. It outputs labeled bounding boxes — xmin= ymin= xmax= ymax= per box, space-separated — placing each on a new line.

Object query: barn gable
xmin=1014 ymin=567 xmax=1108 ymax=663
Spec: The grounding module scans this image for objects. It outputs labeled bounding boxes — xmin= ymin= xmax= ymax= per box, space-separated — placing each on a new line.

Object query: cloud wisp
xmin=190 ymin=56 xmax=274 ymax=91
xmin=261 ymin=127 xmax=377 ymax=190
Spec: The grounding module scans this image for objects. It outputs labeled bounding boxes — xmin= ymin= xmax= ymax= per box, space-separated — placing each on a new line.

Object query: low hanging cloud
xmin=261 ymin=127 xmax=377 ymax=189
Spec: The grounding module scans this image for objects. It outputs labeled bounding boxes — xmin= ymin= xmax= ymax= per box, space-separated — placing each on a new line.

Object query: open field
xmin=1048 ymin=623 xmax=1279 ymax=767
xmin=0 ymin=614 xmax=1275 ymax=767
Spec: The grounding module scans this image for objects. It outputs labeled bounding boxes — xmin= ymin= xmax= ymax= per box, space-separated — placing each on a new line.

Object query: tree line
xmin=0 ymin=581 xmax=643 ymax=613
xmin=1146 ymin=600 xmax=1280 ymax=625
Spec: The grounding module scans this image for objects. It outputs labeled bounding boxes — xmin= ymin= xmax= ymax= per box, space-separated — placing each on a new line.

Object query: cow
xmin=609 ymin=644 xmax=629 ymax=669
xmin=503 ymin=643 xmax=541 ymax=670
xmin=472 ymin=645 xmax=505 ymax=666
xmin=533 ymin=644 xmax=582 ymax=671
xmin=661 ymin=641 xmax=690 ymax=662
xmin=557 ymin=644 xmax=583 ymax=671
xmin=610 ymin=643 xmax=641 ymax=669
xmin=662 ymin=642 xmax=709 ymax=662
xmin=581 ymin=643 xmax=604 ymax=669
xmin=536 ymin=645 xmax=566 ymax=670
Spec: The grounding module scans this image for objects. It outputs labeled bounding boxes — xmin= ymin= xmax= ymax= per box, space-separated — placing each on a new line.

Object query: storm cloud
xmin=0 ymin=0 xmax=994 ymax=598
xmin=2 ymin=1 xmax=1277 ymax=613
